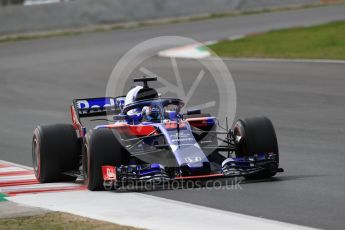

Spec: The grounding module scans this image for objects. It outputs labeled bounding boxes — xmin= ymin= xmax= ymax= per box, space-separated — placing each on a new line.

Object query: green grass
xmin=208 ymin=20 xmax=345 ymax=60
xmin=0 ymin=212 xmax=140 ymax=230
xmin=0 ymin=193 xmax=7 ymax=202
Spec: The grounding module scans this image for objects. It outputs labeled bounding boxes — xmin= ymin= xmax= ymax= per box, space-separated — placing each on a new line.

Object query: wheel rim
xmin=234 ymin=122 xmax=249 ymax=157
xmin=32 ymin=137 xmax=40 ymax=178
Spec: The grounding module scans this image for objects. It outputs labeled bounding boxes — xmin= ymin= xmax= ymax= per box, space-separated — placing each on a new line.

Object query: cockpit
xmin=120 ymin=98 xmax=184 ymax=124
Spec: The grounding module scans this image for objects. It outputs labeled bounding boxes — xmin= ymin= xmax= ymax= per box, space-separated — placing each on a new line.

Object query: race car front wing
xmin=102 ymin=152 xmax=283 ymax=189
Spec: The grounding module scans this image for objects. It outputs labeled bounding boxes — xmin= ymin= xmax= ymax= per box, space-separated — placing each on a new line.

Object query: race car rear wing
xmin=72 ymin=97 xmax=125 ymax=118
xmin=70 ymin=97 xmax=125 ymax=137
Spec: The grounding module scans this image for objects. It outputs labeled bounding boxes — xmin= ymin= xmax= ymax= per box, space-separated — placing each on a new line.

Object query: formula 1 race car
xmin=32 ymin=77 xmax=283 ymax=191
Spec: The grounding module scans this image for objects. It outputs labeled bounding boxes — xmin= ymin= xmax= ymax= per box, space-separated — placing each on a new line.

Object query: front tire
xmin=234 ymin=116 xmax=279 ymax=180
xmin=83 ymin=129 xmax=127 ymax=191
xmin=32 ymin=124 xmax=80 ymax=183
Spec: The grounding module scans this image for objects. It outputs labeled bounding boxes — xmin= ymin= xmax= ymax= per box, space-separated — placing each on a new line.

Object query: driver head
xmin=142 ymin=106 xmax=160 ymax=121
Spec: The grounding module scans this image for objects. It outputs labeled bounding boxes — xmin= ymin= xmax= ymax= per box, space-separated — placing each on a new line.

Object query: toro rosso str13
xmin=32 ymin=77 xmax=283 ymax=190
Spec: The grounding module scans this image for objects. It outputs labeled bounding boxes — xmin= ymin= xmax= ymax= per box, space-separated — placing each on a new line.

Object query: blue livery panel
xmin=74 ymin=97 xmax=125 ymax=116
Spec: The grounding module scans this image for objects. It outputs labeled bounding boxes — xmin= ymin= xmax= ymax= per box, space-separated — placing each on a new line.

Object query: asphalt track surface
xmin=0 ymin=5 xmax=345 ymax=230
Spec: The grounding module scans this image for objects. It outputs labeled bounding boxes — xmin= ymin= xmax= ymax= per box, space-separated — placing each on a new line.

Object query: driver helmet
xmin=142 ymin=106 xmax=161 ymax=122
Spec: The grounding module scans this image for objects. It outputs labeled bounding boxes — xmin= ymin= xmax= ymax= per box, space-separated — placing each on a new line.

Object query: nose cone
xmin=180 ymin=162 xmax=211 ymax=176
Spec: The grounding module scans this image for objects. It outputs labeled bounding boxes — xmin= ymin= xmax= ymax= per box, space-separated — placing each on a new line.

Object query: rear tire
xmin=32 ymin=124 xmax=80 ymax=183
xmin=233 ymin=116 xmax=279 ymax=180
xmin=83 ymin=129 xmax=127 ymax=191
